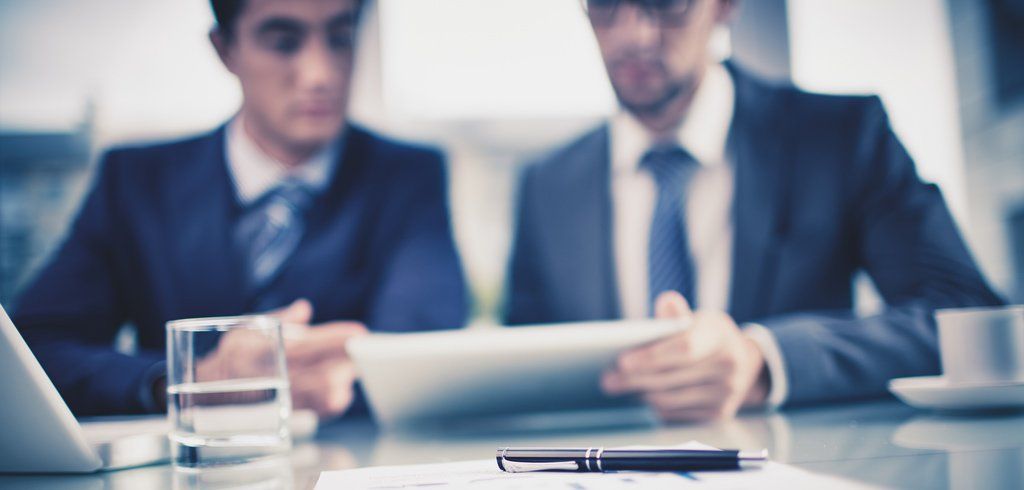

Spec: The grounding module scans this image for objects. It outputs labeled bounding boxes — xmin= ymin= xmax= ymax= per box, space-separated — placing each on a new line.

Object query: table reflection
xmin=893 ymin=411 xmax=1024 ymax=490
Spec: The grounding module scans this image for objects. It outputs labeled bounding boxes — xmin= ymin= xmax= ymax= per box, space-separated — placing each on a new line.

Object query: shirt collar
xmin=225 ymin=117 xmax=342 ymax=205
xmin=610 ymin=62 xmax=735 ymax=173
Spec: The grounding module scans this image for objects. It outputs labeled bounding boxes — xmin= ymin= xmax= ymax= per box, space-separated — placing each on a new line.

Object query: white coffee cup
xmin=936 ymin=305 xmax=1024 ymax=384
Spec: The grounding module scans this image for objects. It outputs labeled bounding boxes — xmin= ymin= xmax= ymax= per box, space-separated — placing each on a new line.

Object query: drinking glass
xmin=166 ymin=315 xmax=292 ymax=468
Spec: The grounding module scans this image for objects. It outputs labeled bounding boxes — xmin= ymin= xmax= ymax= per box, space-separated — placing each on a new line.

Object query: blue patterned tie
xmin=641 ymin=146 xmax=700 ymax=313
xmin=236 ymin=180 xmax=315 ymax=298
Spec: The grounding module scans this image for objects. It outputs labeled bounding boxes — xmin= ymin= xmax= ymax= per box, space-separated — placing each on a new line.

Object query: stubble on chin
xmin=617 ymin=69 xmax=702 ymax=117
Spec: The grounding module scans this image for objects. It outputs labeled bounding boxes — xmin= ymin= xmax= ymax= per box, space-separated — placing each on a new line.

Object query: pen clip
xmin=500 ymin=458 xmax=580 ymax=473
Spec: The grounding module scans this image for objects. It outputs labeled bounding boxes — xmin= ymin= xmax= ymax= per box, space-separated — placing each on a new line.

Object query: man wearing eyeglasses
xmin=506 ymin=0 xmax=1002 ymax=421
xmin=12 ymin=0 xmax=467 ymax=418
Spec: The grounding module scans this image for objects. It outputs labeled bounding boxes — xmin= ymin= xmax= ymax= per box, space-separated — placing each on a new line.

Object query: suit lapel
xmin=315 ymin=125 xmax=367 ymax=219
xmin=166 ymin=126 xmax=249 ymax=317
xmin=551 ymin=126 xmax=620 ymax=320
xmin=727 ymin=67 xmax=794 ymax=323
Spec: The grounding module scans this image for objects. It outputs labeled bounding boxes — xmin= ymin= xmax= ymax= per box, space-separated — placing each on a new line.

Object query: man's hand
xmin=283 ymin=319 xmax=366 ymax=419
xmin=270 ymin=299 xmax=368 ymax=419
xmin=601 ymin=291 xmax=770 ymax=422
xmin=197 ymin=299 xmax=368 ymax=420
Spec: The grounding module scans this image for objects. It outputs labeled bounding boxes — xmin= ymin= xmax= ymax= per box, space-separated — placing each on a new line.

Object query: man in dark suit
xmin=506 ymin=0 xmax=1002 ymax=421
xmin=12 ymin=0 xmax=467 ymax=418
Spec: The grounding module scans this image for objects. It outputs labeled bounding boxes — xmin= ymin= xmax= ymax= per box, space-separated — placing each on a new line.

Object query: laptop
xmin=0 ymin=304 xmax=317 ymax=473
xmin=348 ymin=319 xmax=687 ymax=428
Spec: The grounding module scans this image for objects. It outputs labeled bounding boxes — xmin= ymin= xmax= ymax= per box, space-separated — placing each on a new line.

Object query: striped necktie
xmin=640 ymin=146 xmax=700 ymax=313
xmin=235 ymin=180 xmax=315 ymax=300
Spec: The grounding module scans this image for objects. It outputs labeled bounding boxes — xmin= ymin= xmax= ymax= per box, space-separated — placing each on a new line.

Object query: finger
xmin=633 ymin=314 xmax=730 ymax=372
xmin=289 ymin=374 xmax=324 ymax=414
xmin=206 ymin=330 xmax=278 ymax=379
xmin=602 ymin=363 xmax=720 ymax=395
xmin=265 ymin=298 xmax=314 ymax=327
xmin=282 ymin=322 xmax=311 ymax=341
xmin=294 ymin=367 xmax=350 ymax=418
xmin=323 ymin=361 xmax=357 ymax=415
xmin=617 ymin=306 xmax=717 ymax=375
xmin=283 ymin=298 xmax=314 ymax=326
xmin=287 ymin=325 xmax=368 ymax=368
xmin=216 ymin=328 xmax=264 ymax=353
xmin=290 ymin=360 xmax=356 ymax=418
xmin=654 ymin=290 xmax=692 ymax=320
xmin=287 ymin=323 xmax=368 ymax=365
xmin=289 ymin=369 xmax=321 ymax=413
xmin=312 ymin=321 xmax=369 ymax=334
xmin=645 ymin=332 xmax=709 ymax=370
xmin=617 ymin=333 xmax=688 ymax=374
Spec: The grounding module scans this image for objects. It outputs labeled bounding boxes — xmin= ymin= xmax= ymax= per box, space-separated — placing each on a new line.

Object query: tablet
xmin=348 ymin=319 xmax=687 ymax=427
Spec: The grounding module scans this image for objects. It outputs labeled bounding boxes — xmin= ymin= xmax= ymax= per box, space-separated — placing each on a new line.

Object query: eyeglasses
xmin=581 ymin=0 xmax=696 ymax=28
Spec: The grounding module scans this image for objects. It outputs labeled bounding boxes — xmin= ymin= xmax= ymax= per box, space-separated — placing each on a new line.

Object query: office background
xmin=1 ymin=0 xmax=1022 ymax=325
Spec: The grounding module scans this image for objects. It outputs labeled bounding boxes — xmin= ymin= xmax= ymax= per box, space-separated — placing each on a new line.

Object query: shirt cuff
xmin=742 ymin=323 xmax=788 ymax=409
xmin=137 ymin=360 xmax=168 ymax=413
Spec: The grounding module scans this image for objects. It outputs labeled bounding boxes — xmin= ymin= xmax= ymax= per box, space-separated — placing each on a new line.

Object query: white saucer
xmin=888 ymin=376 xmax=1024 ymax=411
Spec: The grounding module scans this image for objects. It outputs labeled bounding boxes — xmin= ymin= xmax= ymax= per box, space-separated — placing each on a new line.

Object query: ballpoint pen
xmin=496 ymin=447 xmax=769 ymax=473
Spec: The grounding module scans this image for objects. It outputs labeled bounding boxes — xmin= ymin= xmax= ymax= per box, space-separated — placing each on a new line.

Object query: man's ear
xmin=715 ymin=0 xmax=739 ymax=24
xmin=209 ymin=28 xmax=237 ymax=75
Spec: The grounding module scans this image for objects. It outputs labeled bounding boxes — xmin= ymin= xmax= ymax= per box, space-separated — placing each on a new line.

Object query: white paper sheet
xmin=315 ymin=442 xmax=877 ymax=489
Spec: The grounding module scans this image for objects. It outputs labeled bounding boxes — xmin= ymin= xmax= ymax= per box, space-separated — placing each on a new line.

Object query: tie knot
xmin=268 ymin=180 xmax=315 ymax=213
xmin=640 ymin=146 xmax=698 ymax=190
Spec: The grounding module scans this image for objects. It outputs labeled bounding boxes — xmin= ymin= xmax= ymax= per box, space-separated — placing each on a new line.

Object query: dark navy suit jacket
xmin=13 ymin=124 xmax=468 ymax=415
xmin=505 ymin=63 xmax=1003 ymax=406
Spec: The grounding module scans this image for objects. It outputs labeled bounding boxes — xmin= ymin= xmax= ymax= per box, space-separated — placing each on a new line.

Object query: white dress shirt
xmin=225 ymin=117 xmax=341 ymax=205
xmin=608 ymin=63 xmax=789 ymax=408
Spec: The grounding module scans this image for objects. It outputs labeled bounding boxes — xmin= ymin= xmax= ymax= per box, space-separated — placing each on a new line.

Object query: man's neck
xmin=239 ymin=113 xmax=320 ymax=168
xmin=632 ymin=65 xmax=708 ymax=141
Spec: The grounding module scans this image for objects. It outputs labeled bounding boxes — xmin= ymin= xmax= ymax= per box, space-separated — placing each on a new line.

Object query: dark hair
xmin=210 ymin=0 xmax=245 ymax=37
xmin=210 ymin=0 xmax=365 ymax=38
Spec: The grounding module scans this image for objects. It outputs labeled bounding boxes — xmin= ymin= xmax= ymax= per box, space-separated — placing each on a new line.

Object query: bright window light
xmin=788 ymin=0 xmax=968 ymax=223
xmin=377 ymin=0 xmax=616 ymax=120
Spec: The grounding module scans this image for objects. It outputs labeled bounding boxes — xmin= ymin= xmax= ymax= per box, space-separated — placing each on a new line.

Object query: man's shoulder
xmin=101 ymin=126 xmax=224 ymax=173
xmin=731 ymin=64 xmax=908 ymax=187
xmin=521 ymin=125 xmax=608 ymax=188
xmin=350 ymin=124 xmax=444 ymax=167
xmin=787 ymin=86 xmax=885 ymax=129
xmin=346 ymin=125 xmax=449 ymax=197
xmin=729 ymin=62 xmax=885 ymax=129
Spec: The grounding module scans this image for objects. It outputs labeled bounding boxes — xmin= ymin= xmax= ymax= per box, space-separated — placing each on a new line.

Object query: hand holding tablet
xmin=348 ymin=318 xmax=688 ymax=427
